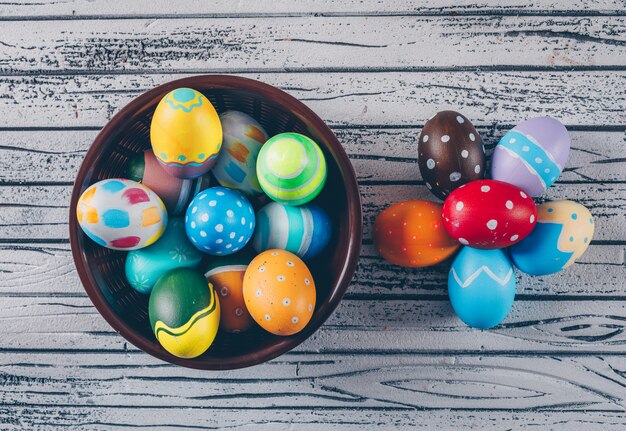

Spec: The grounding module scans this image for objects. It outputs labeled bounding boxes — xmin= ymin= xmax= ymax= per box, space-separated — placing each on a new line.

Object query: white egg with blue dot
xmin=185 ymin=186 xmax=255 ymax=255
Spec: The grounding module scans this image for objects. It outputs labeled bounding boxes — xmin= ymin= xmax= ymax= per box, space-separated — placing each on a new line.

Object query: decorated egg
xmin=418 ymin=111 xmax=485 ymax=200
xmin=149 ymin=268 xmax=220 ymax=358
xmin=185 ymin=186 xmax=255 ymax=255
xmin=374 ymin=200 xmax=460 ymax=267
xmin=212 ymin=111 xmax=269 ymax=197
xmin=253 ymin=201 xmax=332 ymax=260
xmin=257 ymin=133 xmax=327 ymax=206
xmin=243 ymin=249 xmax=316 ymax=336
xmin=509 ymin=200 xmax=594 ymax=275
xmin=76 ymin=178 xmax=167 ymax=250
xmin=448 ymin=247 xmax=516 ymax=329
xmin=150 ymin=88 xmax=222 ymax=179
xmin=203 ymin=253 xmax=254 ymax=333
xmin=125 ymin=218 xmax=203 ymax=294
xmin=442 ymin=180 xmax=537 ymax=249
xmin=127 ymin=149 xmax=212 ymax=215
xmin=491 ymin=116 xmax=570 ymax=197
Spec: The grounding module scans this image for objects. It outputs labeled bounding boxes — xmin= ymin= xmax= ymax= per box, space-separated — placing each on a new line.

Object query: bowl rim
xmin=69 ymin=74 xmax=363 ymax=370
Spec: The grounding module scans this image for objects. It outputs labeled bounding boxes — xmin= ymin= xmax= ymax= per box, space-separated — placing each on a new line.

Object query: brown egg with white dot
xmin=418 ymin=111 xmax=486 ymax=200
xmin=242 ymin=249 xmax=316 ymax=336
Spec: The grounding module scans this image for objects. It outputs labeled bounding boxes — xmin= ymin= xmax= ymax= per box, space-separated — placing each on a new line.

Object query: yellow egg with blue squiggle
xmin=150 ymin=88 xmax=222 ymax=179
xmin=149 ymin=268 xmax=220 ymax=359
xmin=509 ymin=200 xmax=594 ymax=275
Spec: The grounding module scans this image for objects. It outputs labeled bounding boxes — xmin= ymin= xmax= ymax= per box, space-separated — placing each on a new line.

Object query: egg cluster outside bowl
xmin=69 ymin=75 xmax=362 ymax=370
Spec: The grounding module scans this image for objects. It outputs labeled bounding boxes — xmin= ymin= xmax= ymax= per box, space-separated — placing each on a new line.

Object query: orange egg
xmin=242 ymin=249 xmax=316 ymax=336
xmin=374 ymin=200 xmax=460 ymax=268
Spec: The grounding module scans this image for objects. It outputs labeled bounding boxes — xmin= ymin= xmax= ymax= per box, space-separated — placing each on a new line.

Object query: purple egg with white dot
xmin=491 ymin=116 xmax=570 ymax=197
xmin=185 ymin=186 xmax=255 ymax=255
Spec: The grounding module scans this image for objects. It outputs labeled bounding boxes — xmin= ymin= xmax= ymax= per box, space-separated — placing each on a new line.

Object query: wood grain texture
xmin=3 ymin=296 xmax=626 ymax=353
xmin=0 ymin=182 xmax=622 ymax=241
xmin=2 ymin=0 xmax=626 ymax=18
xmin=0 ymin=242 xmax=623 ymax=298
xmin=0 ymin=353 xmax=625 ymax=412
xmin=0 ymin=72 xmax=624 ymax=128
xmin=1 ymin=128 xmax=625 ymax=184
xmin=1 ymin=15 xmax=625 ymax=73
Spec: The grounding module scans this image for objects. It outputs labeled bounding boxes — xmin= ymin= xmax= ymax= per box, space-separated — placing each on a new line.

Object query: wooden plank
xmin=3 ymin=296 xmax=626 ymax=353
xmin=1 ymin=183 xmax=622 ymax=241
xmin=0 ymin=352 xmax=625 ymax=412
xmin=1 ymin=128 xmax=625 ymax=184
xmin=0 ymin=72 xmax=624 ymax=128
xmin=1 ymin=406 xmax=625 ymax=431
xmin=0 ymin=241 xmax=623 ymax=298
xmin=1 ymin=16 xmax=625 ymax=73
xmin=2 ymin=0 xmax=625 ymax=18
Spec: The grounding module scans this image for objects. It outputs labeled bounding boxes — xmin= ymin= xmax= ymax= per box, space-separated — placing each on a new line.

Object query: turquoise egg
xmin=125 ymin=217 xmax=203 ymax=294
xmin=252 ymin=201 xmax=332 ymax=260
xmin=448 ymin=247 xmax=516 ymax=329
xmin=509 ymin=200 xmax=594 ymax=275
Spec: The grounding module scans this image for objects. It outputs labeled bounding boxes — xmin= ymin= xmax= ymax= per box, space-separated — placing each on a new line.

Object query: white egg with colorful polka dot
xmin=184 ymin=186 xmax=255 ymax=255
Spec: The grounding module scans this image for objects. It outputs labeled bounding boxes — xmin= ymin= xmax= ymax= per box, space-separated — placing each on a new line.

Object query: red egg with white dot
xmin=442 ymin=179 xmax=537 ymax=249
xmin=242 ymin=249 xmax=316 ymax=336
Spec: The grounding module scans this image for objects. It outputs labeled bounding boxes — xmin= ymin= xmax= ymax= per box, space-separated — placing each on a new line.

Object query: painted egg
xmin=418 ymin=111 xmax=486 ymax=200
xmin=76 ymin=178 xmax=167 ymax=250
xmin=150 ymin=88 xmax=223 ymax=179
xmin=257 ymin=133 xmax=327 ymax=206
xmin=448 ymin=247 xmax=516 ymax=329
xmin=185 ymin=186 xmax=255 ymax=255
xmin=203 ymin=253 xmax=254 ymax=333
xmin=253 ymin=201 xmax=332 ymax=260
xmin=374 ymin=200 xmax=460 ymax=268
xmin=243 ymin=249 xmax=316 ymax=336
xmin=509 ymin=200 xmax=594 ymax=275
xmin=491 ymin=116 xmax=570 ymax=197
xmin=212 ymin=111 xmax=269 ymax=197
xmin=125 ymin=218 xmax=203 ymax=294
xmin=127 ymin=149 xmax=212 ymax=215
xmin=149 ymin=268 xmax=220 ymax=359
xmin=442 ymin=179 xmax=537 ymax=249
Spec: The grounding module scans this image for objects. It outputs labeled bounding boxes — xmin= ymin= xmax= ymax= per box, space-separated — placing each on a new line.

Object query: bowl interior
xmin=70 ymin=76 xmax=361 ymax=369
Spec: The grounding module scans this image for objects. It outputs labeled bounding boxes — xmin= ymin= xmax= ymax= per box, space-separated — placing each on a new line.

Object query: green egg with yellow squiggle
xmin=149 ymin=267 xmax=220 ymax=358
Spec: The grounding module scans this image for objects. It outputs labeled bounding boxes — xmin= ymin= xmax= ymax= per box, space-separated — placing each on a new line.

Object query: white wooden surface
xmin=1 ymin=1 xmax=625 ymax=429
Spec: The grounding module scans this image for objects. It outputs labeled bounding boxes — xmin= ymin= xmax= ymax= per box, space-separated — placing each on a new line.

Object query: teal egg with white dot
xmin=256 ymin=133 xmax=327 ymax=206
xmin=125 ymin=218 xmax=203 ymax=294
xmin=184 ymin=186 xmax=255 ymax=255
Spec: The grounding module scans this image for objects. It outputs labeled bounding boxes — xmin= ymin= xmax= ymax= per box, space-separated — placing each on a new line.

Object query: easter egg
xmin=243 ymin=249 xmax=316 ymax=336
xmin=127 ymin=149 xmax=212 ymax=215
xmin=442 ymin=180 xmax=537 ymax=249
xmin=253 ymin=201 xmax=332 ymax=260
xmin=212 ymin=111 xmax=269 ymax=197
xmin=448 ymin=247 xmax=516 ymax=329
xmin=150 ymin=88 xmax=222 ymax=179
xmin=491 ymin=116 xmax=570 ymax=197
xmin=125 ymin=218 xmax=203 ymax=294
xmin=374 ymin=200 xmax=460 ymax=268
xmin=185 ymin=186 xmax=255 ymax=255
xmin=418 ymin=111 xmax=486 ymax=200
xmin=204 ymin=253 xmax=254 ymax=333
xmin=257 ymin=133 xmax=327 ymax=206
xmin=149 ymin=268 xmax=220 ymax=358
xmin=509 ymin=200 xmax=594 ymax=275
xmin=76 ymin=178 xmax=167 ymax=250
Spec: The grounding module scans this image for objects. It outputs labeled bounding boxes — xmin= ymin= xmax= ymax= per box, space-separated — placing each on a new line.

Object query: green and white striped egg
xmin=256 ymin=133 xmax=327 ymax=206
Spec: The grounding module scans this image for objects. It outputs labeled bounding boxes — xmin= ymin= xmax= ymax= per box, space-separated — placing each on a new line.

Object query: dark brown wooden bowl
xmin=69 ymin=75 xmax=362 ymax=370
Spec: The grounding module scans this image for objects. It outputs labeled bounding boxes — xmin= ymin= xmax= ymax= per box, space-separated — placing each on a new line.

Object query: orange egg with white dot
xmin=242 ymin=249 xmax=316 ymax=336
xmin=374 ymin=200 xmax=460 ymax=268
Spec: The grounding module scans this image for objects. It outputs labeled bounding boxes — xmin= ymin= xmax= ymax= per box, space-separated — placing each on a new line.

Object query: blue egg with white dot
xmin=185 ymin=186 xmax=255 ymax=255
